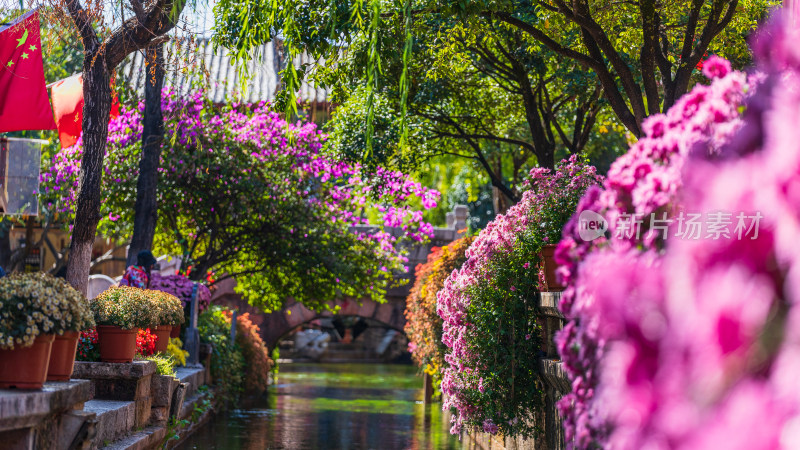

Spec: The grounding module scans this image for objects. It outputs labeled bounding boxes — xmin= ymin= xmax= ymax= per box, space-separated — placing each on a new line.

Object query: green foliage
xmin=198 ymin=306 xmax=245 ymax=406
xmin=42 ymin=93 xmax=433 ymax=313
xmin=211 ymin=0 xmax=771 ymax=183
xmin=140 ymin=353 xmax=178 ymax=377
xmin=271 ymin=347 xmax=280 ymax=375
xmin=461 ymin=238 xmax=546 ymax=438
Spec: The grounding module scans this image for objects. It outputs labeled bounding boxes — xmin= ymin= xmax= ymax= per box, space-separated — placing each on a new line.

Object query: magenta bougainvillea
xmin=555 ymin=15 xmax=800 ymax=449
xmin=39 ymin=91 xmax=439 ymax=311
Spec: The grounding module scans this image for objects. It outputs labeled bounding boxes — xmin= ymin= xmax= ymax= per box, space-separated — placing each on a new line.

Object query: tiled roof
xmin=119 ymin=38 xmax=330 ymax=104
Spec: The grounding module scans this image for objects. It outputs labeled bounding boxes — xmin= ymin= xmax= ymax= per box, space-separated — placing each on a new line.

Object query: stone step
xmin=103 ymin=425 xmax=166 ymax=450
xmin=322 ymin=350 xmax=372 ymax=359
xmin=174 ymin=367 xmax=205 ymax=398
xmin=83 ymin=399 xmax=135 ymax=447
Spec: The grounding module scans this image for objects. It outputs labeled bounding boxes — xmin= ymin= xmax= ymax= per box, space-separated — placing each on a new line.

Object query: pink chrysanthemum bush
xmin=555 ymin=16 xmax=800 ymax=449
xmin=39 ymin=92 xmax=439 ymax=311
xmin=437 ymin=156 xmax=601 ymax=438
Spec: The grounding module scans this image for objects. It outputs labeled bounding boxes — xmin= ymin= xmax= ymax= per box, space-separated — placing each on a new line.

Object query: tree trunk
xmin=127 ymin=44 xmax=165 ymax=266
xmin=0 ymin=219 xmax=11 ymax=270
xmin=66 ymin=57 xmax=112 ymax=296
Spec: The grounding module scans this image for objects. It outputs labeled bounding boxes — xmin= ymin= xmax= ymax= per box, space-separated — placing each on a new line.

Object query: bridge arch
xmin=213 ymin=287 xmax=407 ymax=351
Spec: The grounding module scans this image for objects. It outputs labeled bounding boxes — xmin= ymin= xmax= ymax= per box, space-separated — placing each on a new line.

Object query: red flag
xmin=0 ymin=11 xmax=56 ymax=133
xmin=51 ymin=74 xmax=121 ymax=148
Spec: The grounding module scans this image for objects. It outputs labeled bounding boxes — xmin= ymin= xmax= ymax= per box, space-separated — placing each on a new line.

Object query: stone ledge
xmin=84 ymin=399 xmax=135 ymax=446
xmin=151 ymin=376 xmax=179 ymax=408
xmin=0 ymin=380 xmax=92 ymax=432
xmin=104 ymin=425 xmax=166 ymax=450
xmin=73 ymin=362 xmax=156 ymax=380
xmin=73 ymin=362 xmax=155 ymax=403
xmin=175 ymin=367 xmax=205 ymax=398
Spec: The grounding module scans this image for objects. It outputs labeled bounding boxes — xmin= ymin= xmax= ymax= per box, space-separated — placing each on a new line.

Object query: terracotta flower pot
xmin=0 ymin=334 xmax=55 ymax=389
xmin=97 ymin=325 xmax=138 ymax=363
xmin=540 ymin=244 xmax=565 ymax=291
xmin=47 ymin=331 xmax=79 ymax=381
xmin=153 ymin=325 xmax=172 ymax=353
xmin=170 ymin=325 xmax=181 ymax=339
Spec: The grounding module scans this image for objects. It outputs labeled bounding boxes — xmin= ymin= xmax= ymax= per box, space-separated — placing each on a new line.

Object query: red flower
xmin=136 ymin=328 xmax=158 ymax=356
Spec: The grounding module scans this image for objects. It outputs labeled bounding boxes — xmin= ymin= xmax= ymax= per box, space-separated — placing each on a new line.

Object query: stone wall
xmin=0 ymin=361 xmax=211 ymax=450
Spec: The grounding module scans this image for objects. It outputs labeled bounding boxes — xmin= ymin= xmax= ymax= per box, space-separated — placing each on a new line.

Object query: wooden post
xmin=185 ymin=283 xmax=201 ymax=366
xmin=230 ymin=310 xmax=238 ymax=343
xmin=423 ymin=372 xmax=433 ymax=405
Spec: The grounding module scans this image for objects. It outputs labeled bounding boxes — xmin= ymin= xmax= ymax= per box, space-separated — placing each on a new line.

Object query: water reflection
xmin=178 ymin=363 xmax=460 ymax=449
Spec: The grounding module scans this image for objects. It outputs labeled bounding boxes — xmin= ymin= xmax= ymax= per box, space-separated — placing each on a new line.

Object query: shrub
xmin=0 ymin=272 xmax=94 ymax=349
xmin=91 ymin=286 xmax=156 ymax=329
xmin=404 ymin=236 xmax=474 ymax=392
xmin=147 ymin=290 xmax=185 ymax=326
xmin=437 ymin=156 xmax=601 ymax=438
xmin=198 ymin=305 xmax=244 ymax=405
xmin=223 ymin=311 xmax=273 ymax=394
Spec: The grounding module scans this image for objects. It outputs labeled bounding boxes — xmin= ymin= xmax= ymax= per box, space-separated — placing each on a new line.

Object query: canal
xmin=177 ymin=363 xmax=460 ymax=449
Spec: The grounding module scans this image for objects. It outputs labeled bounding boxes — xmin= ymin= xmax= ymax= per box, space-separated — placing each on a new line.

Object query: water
xmin=177 ymin=363 xmax=461 ymax=449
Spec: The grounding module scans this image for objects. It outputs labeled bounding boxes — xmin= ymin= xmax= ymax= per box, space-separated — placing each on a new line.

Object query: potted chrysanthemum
xmin=526 ymin=156 xmax=603 ymax=291
xmin=147 ymin=290 xmax=184 ymax=353
xmin=91 ymin=286 xmax=156 ymax=363
xmin=0 ymin=272 xmax=95 ymax=388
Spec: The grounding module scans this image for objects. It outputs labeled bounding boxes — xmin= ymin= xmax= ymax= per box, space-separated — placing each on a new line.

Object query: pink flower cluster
xmin=149 ymin=272 xmax=211 ymax=311
xmin=437 ymin=155 xmax=601 ymax=435
xmin=555 ymin=15 xmax=800 ymax=449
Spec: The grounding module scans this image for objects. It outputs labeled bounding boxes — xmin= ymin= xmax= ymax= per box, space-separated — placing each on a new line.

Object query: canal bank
xmin=177 ymin=362 xmax=458 ymax=449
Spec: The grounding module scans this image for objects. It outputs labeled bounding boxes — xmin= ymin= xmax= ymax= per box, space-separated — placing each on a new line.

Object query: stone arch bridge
xmin=212 ymin=206 xmax=469 ymax=350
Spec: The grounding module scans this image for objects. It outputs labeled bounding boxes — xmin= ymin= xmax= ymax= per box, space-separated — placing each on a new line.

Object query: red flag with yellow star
xmin=0 ymin=10 xmax=56 ymax=133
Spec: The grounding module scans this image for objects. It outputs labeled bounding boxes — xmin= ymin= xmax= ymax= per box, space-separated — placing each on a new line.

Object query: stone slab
xmin=175 ymin=367 xmax=205 ymax=397
xmin=134 ymin=397 xmax=152 ymax=428
xmin=84 ymin=399 xmax=135 ymax=447
xmin=104 ymin=425 xmax=166 ymax=450
xmin=150 ymin=376 xmax=179 ymax=408
xmin=72 ymin=362 xmax=156 ymax=380
xmin=178 ymin=393 xmax=204 ymax=422
xmin=149 ymin=406 xmax=168 ymax=424
xmin=73 ymin=362 xmax=155 ymax=402
xmin=0 ymin=380 xmax=92 ymax=431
